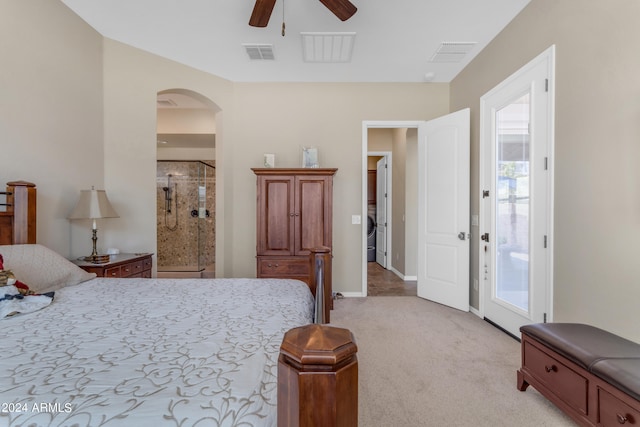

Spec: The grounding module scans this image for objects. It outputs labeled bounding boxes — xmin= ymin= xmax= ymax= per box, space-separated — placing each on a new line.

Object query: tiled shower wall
xmin=156 ymin=161 xmax=215 ymax=271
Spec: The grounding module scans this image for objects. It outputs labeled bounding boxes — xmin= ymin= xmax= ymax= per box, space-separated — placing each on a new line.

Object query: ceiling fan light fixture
xmin=301 ymin=32 xmax=356 ymax=63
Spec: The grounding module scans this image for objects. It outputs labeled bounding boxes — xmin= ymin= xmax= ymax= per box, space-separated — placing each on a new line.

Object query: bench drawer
xmin=598 ymin=388 xmax=640 ymax=427
xmin=523 ymin=340 xmax=589 ymax=415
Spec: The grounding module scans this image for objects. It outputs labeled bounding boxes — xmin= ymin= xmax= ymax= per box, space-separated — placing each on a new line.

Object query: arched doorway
xmin=156 ymin=89 xmax=220 ymax=278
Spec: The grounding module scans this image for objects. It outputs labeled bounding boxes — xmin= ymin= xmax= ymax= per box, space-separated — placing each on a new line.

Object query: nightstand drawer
xmin=105 ymin=266 xmax=122 ymax=277
xmin=121 ymin=260 xmax=143 ymax=276
xmin=142 ymin=257 xmax=152 ymax=270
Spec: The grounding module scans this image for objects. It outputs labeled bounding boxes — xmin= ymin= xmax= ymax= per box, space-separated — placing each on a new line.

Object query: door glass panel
xmin=495 ymin=93 xmax=530 ymax=312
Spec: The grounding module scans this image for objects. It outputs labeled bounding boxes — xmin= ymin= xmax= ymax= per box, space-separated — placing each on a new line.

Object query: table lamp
xmin=68 ymin=187 xmax=119 ymax=263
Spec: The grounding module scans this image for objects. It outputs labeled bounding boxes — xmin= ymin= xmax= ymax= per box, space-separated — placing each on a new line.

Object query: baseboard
xmin=337 ymin=292 xmax=365 ymax=298
xmin=388 ymin=267 xmax=416 ymax=282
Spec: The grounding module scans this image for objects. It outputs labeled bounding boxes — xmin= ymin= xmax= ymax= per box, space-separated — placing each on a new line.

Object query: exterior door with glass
xmin=480 ymin=46 xmax=555 ymax=337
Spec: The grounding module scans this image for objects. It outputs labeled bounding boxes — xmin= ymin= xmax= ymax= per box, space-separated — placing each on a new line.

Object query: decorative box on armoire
xmin=252 ymin=168 xmax=337 ymax=307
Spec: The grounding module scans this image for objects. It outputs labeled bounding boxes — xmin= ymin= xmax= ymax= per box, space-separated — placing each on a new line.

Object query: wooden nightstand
xmin=72 ymin=253 xmax=153 ymax=278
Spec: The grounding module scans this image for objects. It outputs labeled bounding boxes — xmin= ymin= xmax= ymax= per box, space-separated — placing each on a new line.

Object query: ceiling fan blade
xmin=319 ymin=0 xmax=357 ymax=21
xmin=249 ymin=0 xmax=277 ymax=27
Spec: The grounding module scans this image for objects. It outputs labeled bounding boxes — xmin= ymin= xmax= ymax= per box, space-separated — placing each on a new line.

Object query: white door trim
xmin=361 ymin=121 xmax=423 ymax=297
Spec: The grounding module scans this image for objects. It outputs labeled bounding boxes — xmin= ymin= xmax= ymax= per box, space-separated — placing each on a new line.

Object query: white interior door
xmin=417 ymin=109 xmax=470 ymax=312
xmin=480 ymin=46 xmax=554 ymax=337
xmin=375 ymin=157 xmax=387 ymax=267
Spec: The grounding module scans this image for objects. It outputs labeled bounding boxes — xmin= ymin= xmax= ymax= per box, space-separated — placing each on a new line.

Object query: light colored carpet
xmin=330 ymin=297 xmax=576 ymax=427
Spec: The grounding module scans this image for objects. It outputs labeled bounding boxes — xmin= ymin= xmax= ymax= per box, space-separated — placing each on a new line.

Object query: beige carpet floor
xmin=330 ymin=296 xmax=576 ymax=427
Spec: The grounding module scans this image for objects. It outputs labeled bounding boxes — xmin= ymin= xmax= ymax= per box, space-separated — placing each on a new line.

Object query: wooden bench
xmin=517 ymin=323 xmax=640 ymax=426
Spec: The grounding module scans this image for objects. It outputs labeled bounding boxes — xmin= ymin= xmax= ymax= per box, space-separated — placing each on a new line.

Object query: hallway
xmin=367 ymin=262 xmax=417 ymax=296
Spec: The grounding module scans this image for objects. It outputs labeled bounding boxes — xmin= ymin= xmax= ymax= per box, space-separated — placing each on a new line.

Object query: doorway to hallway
xmin=367 ymin=262 xmax=417 ymax=296
xmin=362 ymin=111 xmax=470 ymax=311
xmin=362 ymin=123 xmax=420 ymax=297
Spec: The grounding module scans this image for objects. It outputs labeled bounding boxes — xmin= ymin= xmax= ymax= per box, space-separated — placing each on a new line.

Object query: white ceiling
xmin=60 ymin=0 xmax=531 ymax=83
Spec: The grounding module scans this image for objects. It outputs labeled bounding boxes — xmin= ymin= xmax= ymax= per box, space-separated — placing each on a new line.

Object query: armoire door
xmin=295 ymin=175 xmax=333 ymax=255
xmin=256 ymin=175 xmax=295 ymax=256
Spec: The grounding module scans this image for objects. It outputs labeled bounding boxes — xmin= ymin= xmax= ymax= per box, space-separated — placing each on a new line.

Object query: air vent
xmin=243 ymin=44 xmax=275 ymax=60
xmin=157 ymin=98 xmax=177 ymax=107
xmin=429 ymin=42 xmax=477 ymax=63
xmin=301 ymin=32 xmax=356 ymax=63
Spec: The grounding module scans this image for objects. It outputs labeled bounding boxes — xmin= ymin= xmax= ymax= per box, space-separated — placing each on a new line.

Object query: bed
xmin=0 ymin=181 xmax=357 ymax=427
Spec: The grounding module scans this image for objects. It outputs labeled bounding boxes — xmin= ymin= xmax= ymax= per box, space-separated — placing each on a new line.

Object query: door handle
xmin=458 ymin=232 xmax=466 ymax=241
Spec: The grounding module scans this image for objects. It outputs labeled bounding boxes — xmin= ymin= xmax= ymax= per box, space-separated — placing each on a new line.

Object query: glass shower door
xmin=157 ymin=160 xmax=211 ymax=274
xmin=196 ymin=163 xmax=207 ymax=272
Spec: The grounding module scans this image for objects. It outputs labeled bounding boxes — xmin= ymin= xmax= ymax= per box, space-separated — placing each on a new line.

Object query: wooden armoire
xmin=252 ymin=168 xmax=337 ymax=306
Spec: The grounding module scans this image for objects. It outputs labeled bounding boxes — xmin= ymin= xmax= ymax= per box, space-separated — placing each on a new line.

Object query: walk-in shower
xmin=156 ymin=161 xmax=215 ymax=277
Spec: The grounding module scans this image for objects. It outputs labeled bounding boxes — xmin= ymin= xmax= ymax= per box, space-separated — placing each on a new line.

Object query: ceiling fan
xmin=249 ymin=0 xmax=357 ymax=27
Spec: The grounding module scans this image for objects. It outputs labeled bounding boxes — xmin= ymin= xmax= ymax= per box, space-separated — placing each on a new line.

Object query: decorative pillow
xmin=0 ymin=244 xmax=96 ymax=294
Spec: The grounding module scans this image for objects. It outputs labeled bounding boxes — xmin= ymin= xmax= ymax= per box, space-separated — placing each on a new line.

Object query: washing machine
xmin=367 ymin=205 xmax=376 ymax=262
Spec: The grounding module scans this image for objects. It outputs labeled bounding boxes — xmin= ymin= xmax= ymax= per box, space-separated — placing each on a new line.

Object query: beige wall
xmin=390 ymin=128 xmax=407 ymax=275
xmin=0 ymin=0 xmax=103 ymax=257
xmin=157 ymin=108 xmax=216 ymax=134
xmin=405 ymin=128 xmax=418 ymax=278
xmin=451 ymin=0 xmax=640 ymax=342
xmin=157 ymin=147 xmax=215 ymax=161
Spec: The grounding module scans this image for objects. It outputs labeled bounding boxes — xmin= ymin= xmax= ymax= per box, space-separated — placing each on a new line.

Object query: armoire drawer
xmin=257 ymin=257 xmax=309 ymax=278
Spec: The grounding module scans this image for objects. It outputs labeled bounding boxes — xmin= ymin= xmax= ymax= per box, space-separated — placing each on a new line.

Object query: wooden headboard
xmin=0 ymin=181 xmax=37 ymax=245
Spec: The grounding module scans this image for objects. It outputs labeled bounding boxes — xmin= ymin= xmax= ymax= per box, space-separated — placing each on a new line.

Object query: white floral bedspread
xmin=0 ymin=277 xmax=314 ymax=427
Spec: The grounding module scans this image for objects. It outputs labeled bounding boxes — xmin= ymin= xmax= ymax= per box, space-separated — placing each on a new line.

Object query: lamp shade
xmin=68 ymin=189 xmax=119 ymax=220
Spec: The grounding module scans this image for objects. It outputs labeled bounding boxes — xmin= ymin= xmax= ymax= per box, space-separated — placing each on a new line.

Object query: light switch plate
xmin=352 ymin=215 xmax=361 ymax=225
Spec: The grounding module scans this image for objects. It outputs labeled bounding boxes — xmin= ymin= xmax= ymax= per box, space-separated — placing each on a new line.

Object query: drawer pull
xmin=616 ymin=413 xmax=628 ymax=424
xmin=544 ymin=365 xmax=557 ymax=373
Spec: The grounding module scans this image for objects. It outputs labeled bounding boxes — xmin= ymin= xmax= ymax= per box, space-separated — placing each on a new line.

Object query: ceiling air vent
xmin=301 ymin=32 xmax=356 ymax=63
xmin=429 ymin=42 xmax=477 ymax=63
xmin=243 ymin=44 xmax=275 ymax=60
xmin=157 ymin=98 xmax=177 ymax=107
